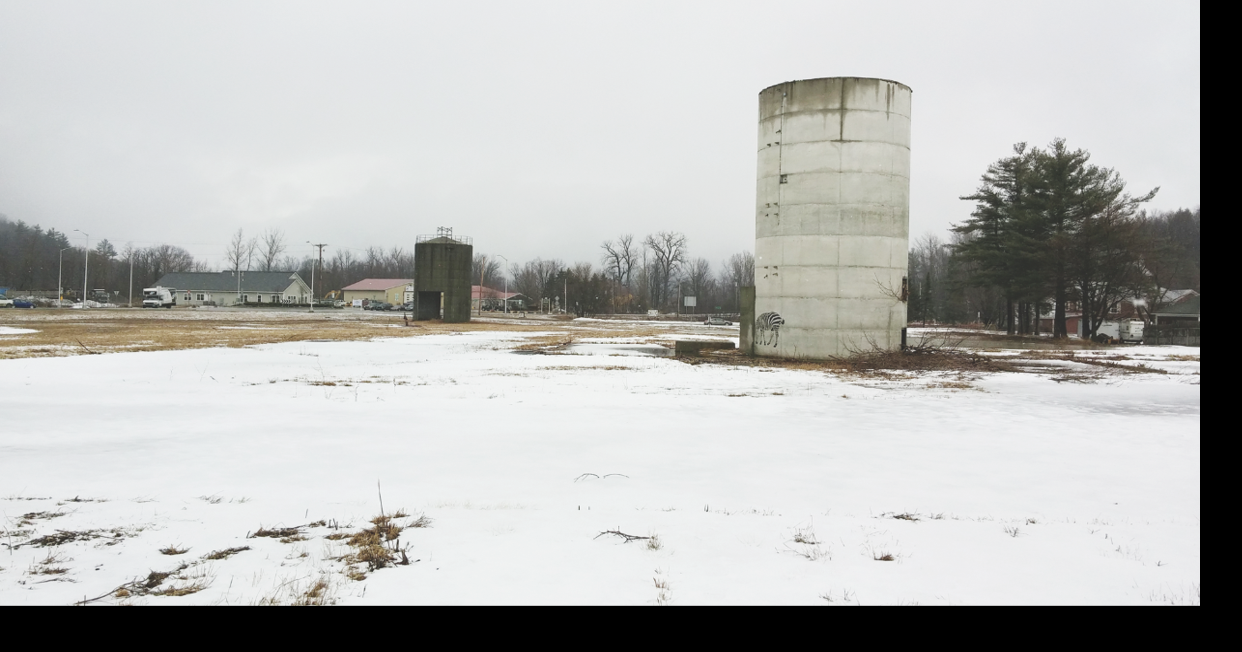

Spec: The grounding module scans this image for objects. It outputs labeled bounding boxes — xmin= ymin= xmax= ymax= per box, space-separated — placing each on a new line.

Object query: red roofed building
xmin=342 ymin=279 xmax=413 ymax=305
xmin=472 ymin=285 xmax=527 ymax=311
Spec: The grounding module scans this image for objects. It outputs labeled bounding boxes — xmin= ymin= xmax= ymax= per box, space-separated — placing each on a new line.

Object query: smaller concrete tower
xmin=414 ymin=227 xmax=473 ymax=323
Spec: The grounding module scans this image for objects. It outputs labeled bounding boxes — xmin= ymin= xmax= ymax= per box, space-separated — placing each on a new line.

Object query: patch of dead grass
xmin=203 ymin=546 xmax=250 ymax=560
xmin=0 ymin=310 xmax=559 ymax=359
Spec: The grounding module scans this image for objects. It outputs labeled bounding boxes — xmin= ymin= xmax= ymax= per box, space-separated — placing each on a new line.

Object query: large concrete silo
xmin=752 ymin=77 xmax=911 ymax=359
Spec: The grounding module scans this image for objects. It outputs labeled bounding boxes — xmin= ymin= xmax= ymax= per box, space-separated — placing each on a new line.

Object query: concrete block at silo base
xmin=674 ymin=340 xmax=736 ymax=355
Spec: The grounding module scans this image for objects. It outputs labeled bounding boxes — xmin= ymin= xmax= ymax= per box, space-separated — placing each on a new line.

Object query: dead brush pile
xmin=822 ymin=346 xmax=1014 ymax=374
xmin=687 ymin=340 xmax=1016 ymax=375
xmin=338 ymin=514 xmax=422 ymax=578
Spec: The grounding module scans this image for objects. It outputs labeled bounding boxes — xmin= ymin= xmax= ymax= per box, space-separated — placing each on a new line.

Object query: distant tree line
xmin=5 ymin=138 xmax=1196 ymax=327
xmin=0 ymin=215 xmax=210 ymax=301
xmin=485 ymin=233 xmax=754 ymax=316
xmin=909 ymin=139 xmax=1199 ymax=337
xmin=1 ymin=217 xmax=757 ymax=315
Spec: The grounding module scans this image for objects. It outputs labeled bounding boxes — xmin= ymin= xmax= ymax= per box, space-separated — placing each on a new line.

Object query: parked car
xmin=400 ymin=302 xmax=414 ymax=312
xmin=13 ymin=300 xmax=35 ymax=309
xmin=0 ymin=297 xmax=13 ymax=308
xmin=703 ymin=317 xmax=733 ymax=326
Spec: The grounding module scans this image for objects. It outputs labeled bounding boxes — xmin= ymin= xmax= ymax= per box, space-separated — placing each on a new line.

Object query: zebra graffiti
xmin=756 ymin=312 xmax=785 ymax=347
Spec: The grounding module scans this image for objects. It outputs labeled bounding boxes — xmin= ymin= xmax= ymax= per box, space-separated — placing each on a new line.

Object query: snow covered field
xmin=0 ymin=327 xmax=1200 ymax=605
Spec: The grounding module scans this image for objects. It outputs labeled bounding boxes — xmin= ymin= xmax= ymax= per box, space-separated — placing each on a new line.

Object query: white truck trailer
xmin=1086 ymin=319 xmax=1145 ymax=343
xmin=142 ymin=287 xmax=177 ymax=309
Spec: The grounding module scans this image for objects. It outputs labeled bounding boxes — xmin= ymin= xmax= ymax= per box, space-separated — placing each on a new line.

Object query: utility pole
xmin=477 ymin=255 xmax=486 ymax=316
xmin=564 ymin=278 xmax=567 ymax=315
xmin=74 ymin=230 xmax=89 ymax=309
xmin=129 ymin=255 xmax=134 ymax=308
xmin=308 ymin=242 xmax=328 ymax=312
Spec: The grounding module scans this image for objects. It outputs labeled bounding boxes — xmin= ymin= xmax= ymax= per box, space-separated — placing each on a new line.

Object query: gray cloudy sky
xmin=0 ymin=1 xmax=1200 ymax=271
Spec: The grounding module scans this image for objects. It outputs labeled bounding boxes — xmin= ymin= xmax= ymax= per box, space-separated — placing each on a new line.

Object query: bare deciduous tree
xmin=722 ymin=252 xmax=755 ymax=289
xmin=225 ymin=228 xmax=258 ymax=273
xmin=506 ymin=258 xmax=563 ymax=309
xmin=259 ymin=228 xmax=287 ymax=271
xmin=601 ymin=234 xmax=637 ymax=288
xmin=643 ymin=231 xmax=687 ymax=310
xmin=473 ymin=254 xmax=504 ymax=286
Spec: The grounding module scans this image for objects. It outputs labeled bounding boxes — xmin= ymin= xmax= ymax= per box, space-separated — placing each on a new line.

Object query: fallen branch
xmin=75 ymin=340 xmax=101 ymax=355
xmin=594 ymin=530 xmax=651 ymax=543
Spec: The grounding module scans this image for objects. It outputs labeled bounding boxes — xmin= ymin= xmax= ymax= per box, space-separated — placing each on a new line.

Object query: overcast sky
xmin=0 ymin=1 xmax=1200 ymax=272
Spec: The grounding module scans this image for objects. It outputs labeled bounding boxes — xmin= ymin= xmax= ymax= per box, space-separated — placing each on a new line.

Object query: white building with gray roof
xmin=153 ymin=271 xmax=312 ymax=306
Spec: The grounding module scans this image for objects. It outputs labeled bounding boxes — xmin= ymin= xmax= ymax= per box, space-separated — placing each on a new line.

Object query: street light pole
xmin=74 ymin=230 xmax=89 ymax=309
xmin=307 ymin=242 xmax=328 ymax=312
xmin=58 ymin=247 xmax=72 ymax=306
xmin=308 ymin=241 xmax=315 ymax=313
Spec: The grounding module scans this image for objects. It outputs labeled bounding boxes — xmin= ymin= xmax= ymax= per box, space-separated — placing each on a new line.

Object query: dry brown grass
xmin=329 ymin=512 xmax=428 ymax=579
xmin=0 ymin=309 xmax=558 ymax=359
xmin=203 ymin=546 xmax=250 ymax=560
xmin=250 ymin=526 xmax=303 ymax=539
xmin=29 ymin=551 xmax=69 ymax=576
xmin=686 ymin=346 xmax=1017 ymax=376
xmin=538 ymin=365 xmax=632 ymax=371
xmin=1 ymin=309 xmax=714 ymax=361
xmin=293 ymin=578 xmax=333 ymax=606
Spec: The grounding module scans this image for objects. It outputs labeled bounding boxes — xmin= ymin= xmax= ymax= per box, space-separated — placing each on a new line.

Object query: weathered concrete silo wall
xmin=414 ymin=235 xmax=473 ymax=323
xmin=754 ymin=77 xmax=911 ymax=359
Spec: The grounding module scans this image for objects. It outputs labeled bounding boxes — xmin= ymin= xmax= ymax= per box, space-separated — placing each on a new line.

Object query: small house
xmin=153 ymin=271 xmax=311 ymax=306
xmin=341 ymin=279 xmax=413 ymax=306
